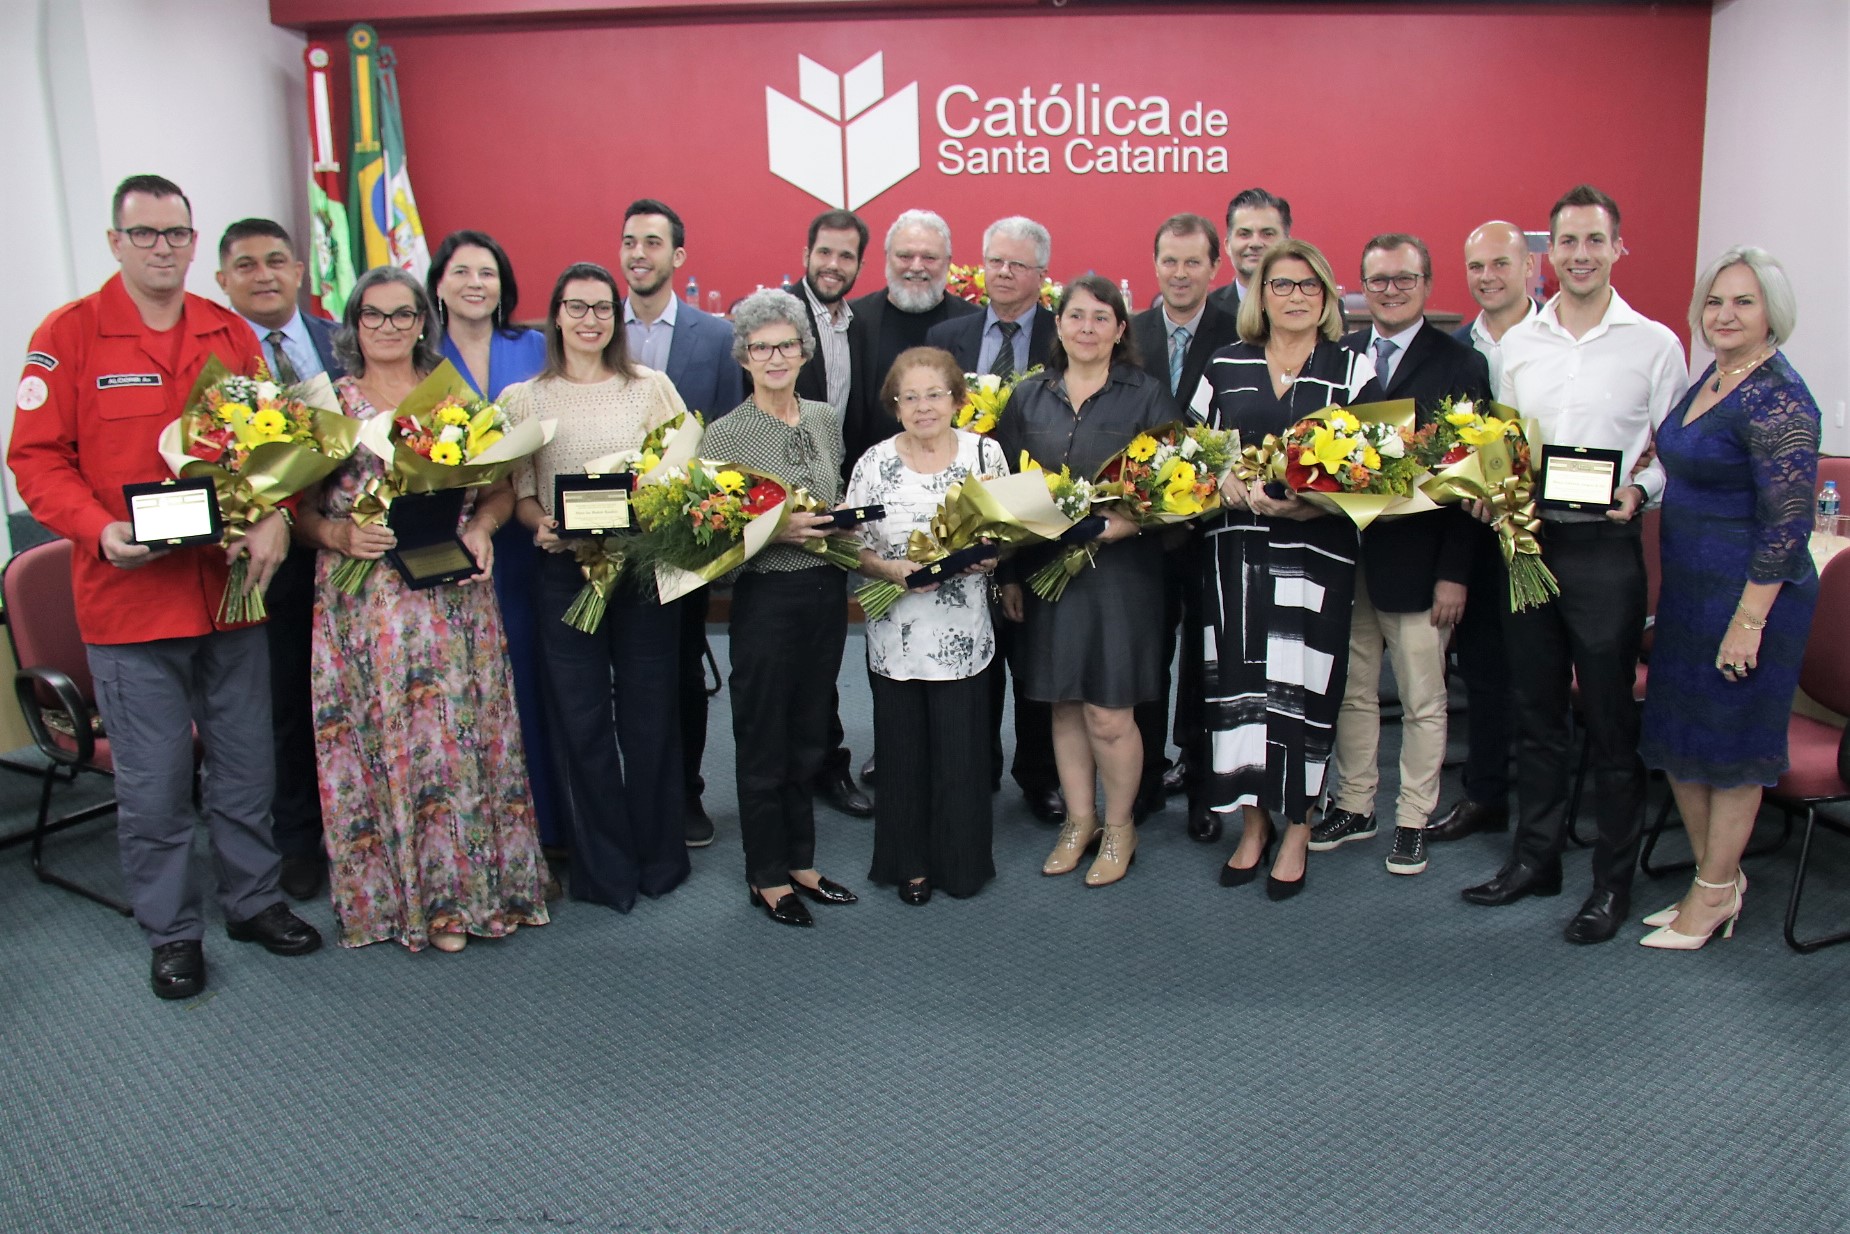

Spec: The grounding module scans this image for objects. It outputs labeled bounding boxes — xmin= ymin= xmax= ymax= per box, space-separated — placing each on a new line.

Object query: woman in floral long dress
xmin=294 ymin=266 xmax=548 ymax=952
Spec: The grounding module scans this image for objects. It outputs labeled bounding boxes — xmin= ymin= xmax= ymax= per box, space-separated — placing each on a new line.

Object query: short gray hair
xmin=1688 ymin=246 xmax=1798 ymax=348
xmin=885 ymin=209 xmax=952 ymax=255
xmin=983 ymin=216 xmax=1050 ymax=269
xmin=730 ymin=288 xmax=816 ymax=366
xmin=334 ymin=265 xmax=443 ymax=377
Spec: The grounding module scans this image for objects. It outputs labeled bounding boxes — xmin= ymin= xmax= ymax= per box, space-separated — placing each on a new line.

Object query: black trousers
xmin=1134 ymin=537 xmax=1203 ymax=800
xmin=677 ymin=591 xmax=712 ymax=803
xmin=730 ymin=568 xmax=846 ymax=890
xmin=1504 ymin=521 xmax=1647 ymax=890
xmin=869 ymin=669 xmax=995 ymax=897
xmin=1455 ymin=528 xmax=1513 ymax=805
xmin=535 ymin=554 xmax=688 ymax=912
xmin=265 ymin=542 xmax=322 ymax=860
xmin=990 ymin=610 xmax=1057 ymax=795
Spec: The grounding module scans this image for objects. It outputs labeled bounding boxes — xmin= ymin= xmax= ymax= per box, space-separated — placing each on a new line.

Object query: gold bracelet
xmin=1733 ymin=609 xmax=1768 ymax=630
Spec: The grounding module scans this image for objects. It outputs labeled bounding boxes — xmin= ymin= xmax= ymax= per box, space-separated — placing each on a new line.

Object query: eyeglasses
xmin=119 ymin=226 xmax=196 ymax=249
xmin=358 ymin=306 xmax=423 ymax=330
xmin=895 ymin=389 xmax=954 ymax=407
xmin=1266 ymin=277 xmax=1325 ymax=298
xmin=561 ymin=299 xmax=616 ymax=320
xmin=746 ymin=339 xmax=804 ymax=361
xmin=1362 ymin=274 xmax=1424 ymax=293
xmin=984 ymin=257 xmax=1042 ymax=277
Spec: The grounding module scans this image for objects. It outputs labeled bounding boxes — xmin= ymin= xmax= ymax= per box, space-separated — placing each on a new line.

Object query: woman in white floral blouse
xmin=845 ymin=347 xmax=1010 ymax=903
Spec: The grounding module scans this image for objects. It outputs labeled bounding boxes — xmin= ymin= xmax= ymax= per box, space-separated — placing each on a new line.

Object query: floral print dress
xmin=311 ymin=377 xmax=549 ymax=949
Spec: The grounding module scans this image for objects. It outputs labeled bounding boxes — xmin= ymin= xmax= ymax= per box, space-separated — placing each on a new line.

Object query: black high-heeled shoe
xmin=1219 ymin=823 xmax=1276 ymax=887
xmin=747 ymin=883 xmax=814 ymax=927
xmin=1265 ymin=857 xmax=1306 ymax=901
xmin=899 ymin=879 xmax=931 ymax=906
xmin=791 ymin=875 xmax=858 ymax=905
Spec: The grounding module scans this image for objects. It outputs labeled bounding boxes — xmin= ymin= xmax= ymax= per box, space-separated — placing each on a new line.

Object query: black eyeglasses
xmin=746 ymin=339 xmax=804 ymax=361
xmin=1362 ymin=274 xmax=1424 ymax=293
xmin=1266 ymin=277 xmax=1324 ymax=298
xmin=358 ymin=306 xmax=423 ymax=330
xmin=561 ymin=299 xmax=616 ymax=320
xmin=119 ymin=227 xmax=196 ymax=249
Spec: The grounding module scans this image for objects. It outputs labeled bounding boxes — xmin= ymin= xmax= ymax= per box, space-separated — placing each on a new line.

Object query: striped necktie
xmin=266 ymin=330 xmax=302 ymax=385
xmin=991 ymin=320 xmax=1021 ymax=379
xmin=1169 ymin=325 xmax=1191 ymax=395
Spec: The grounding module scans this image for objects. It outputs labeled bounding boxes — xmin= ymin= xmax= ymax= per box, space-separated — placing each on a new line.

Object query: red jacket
xmin=9 ymin=275 xmax=263 ymax=645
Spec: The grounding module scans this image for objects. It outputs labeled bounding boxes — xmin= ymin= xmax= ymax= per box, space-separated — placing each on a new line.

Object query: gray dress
xmin=995 ymin=364 xmax=1171 ymax=708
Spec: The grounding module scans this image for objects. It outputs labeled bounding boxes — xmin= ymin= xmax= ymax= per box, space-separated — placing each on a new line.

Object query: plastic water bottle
xmin=684 ymin=276 xmax=699 ymax=307
xmin=1820 ymin=480 xmax=1841 ymax=529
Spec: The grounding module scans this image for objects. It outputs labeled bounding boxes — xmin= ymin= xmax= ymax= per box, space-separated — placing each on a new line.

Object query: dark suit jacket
xmin=924 ymin=303 xmax=1057 ymax=376
xmin=302 ymin=313 xmax=346 ymax=380
xmin=844 ymin=291 xmax=980 ymax=473
xmin=1341 ymin=320 xmax=1493 ymax=612
xmin=1206 ymin=280 xmax=1246 ymax=319
xmin=1130 ymin=298 xmax=1242 ymax=417
xmin=654 ymin=300 xmax=744 ymax=420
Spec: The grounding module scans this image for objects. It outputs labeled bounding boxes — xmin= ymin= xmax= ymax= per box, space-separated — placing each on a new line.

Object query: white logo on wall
xmin=766 ymin=53 xmax=920 ymax=209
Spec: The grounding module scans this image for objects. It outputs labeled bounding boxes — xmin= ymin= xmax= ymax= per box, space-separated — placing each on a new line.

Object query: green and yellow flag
xmin=347 ymin=23 xmax=389 ymax=270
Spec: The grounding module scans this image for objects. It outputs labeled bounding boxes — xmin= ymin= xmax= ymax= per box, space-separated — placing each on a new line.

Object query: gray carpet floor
xmin=2 ymin=630 xmax=1846 ymax=1234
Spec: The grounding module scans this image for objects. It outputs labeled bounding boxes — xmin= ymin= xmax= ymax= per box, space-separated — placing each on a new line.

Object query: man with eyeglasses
xmin=214 ymin=218 xmax=343 ymax=902
xmin=1130 ymin=213 xmax=1244 ymax=841
xmin=1207 ymin=187 xmax=1292 ymax=313
xmin=1315 ymin=234 xmax=1489 ymax=878
xmin=9 ymin=174 xmax=322 ymax=1001
xmin=619 ymin=198 xmax=746 ymax=850
xmin=925 ymin=216 xmax=1062 ymax=825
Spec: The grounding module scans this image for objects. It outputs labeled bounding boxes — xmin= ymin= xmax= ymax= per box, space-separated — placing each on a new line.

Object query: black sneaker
xmin=684 ymin=800 xmax=715 ymax=848
xmin=1307 ymin=808 xmax=1376 ymax=851
xmin=1385 ymin=826 xmax=1428 ymax=875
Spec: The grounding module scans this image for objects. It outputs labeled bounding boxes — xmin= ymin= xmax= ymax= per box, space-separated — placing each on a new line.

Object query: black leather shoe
xmin=817 ymin=768 xmax=874 ymax=818
xmin=225 ymin=903 xmax=323 ymax=956
xmin=861 ymin=754 xmax=876 ymax=784
xmin=1426 ymin=798 xmax=1510 ymax=844
xmin=1187 ymin=803 xmax=1222 ymax=843
xmin=1564 ymin=888 xmax=1630 ymax=944
xmin=1133 ymin=783 xmax=1165 ymax=824
xmin=277 ymin=853 xmax=324 ymax=901
xmin=1025 ymin=787 xmax=1067 ymax=824
xmin=792 ymin=875 xmax=858 ymax=905
xmin=1161 ymin=759 xmax=1188 ymax=797
xmin=1460 ymin=860 xmax=1564 ymax=906
xmin=683 ymin=799 xmax=715 ymax=848
xmin=151 ymin=940 xmax=205 ymax=1000
xmin=899 ymin=879 xmax=931 ymax=906
xmin=748 ymin=885 xmax=814 ymax=927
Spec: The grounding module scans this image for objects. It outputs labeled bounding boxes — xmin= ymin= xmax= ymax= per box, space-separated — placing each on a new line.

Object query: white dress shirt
xmin=1501 ymin=288 xmax=1688 ymax=514
xmin=1465 ymin=298 xmax=1539 ymax=401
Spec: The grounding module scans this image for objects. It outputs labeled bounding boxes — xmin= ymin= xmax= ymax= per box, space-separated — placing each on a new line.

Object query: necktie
xmin=1372 ymin=337 xmax=1398 ymax=387
xmin=266 ymin=330 xmax=302 ymax=385
xmin=1169 ymin=325 xmax=1192 ymax=395
xmin=991 ymin=320 xmax=1021 ymax=379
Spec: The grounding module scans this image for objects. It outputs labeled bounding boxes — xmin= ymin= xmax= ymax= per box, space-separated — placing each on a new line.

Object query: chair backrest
xmin=2 ymin=539 xmax=95 ymax=706
xmin=1799 ymin=551 xmax=1850 ymax=717
xmin=1817 ymin=455 xmax=1850 ymax=496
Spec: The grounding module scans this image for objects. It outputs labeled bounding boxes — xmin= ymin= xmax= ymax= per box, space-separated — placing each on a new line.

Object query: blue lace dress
xmin=1640 ymin=353 xmax=1821 ymax=787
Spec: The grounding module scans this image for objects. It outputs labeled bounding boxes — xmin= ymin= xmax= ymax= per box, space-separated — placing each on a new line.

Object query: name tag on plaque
xmin=1536 ymin=444 xmax=1623 ymax=511
xmin=124 ymin=477 xmax=222 ymax=547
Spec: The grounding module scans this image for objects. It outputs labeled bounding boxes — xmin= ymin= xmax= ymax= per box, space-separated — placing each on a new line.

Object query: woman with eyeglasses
xmin=499 ymin=263 xmax=691 ymax=914
xmin=425 ymin=231 xmax=566 ymax=872
xmin=701 ymin=288 xmax=861 ymax=927
xmin=292 ymin=266 xmax=548 ymax=952
xmin=844 ymin=347 xmax=1010 ymax=904
xmin=1195 ymin=239 xmax=1381 ymax=900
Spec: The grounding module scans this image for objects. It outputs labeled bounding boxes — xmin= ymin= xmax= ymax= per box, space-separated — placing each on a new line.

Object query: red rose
xmin=1100 ymin=458 xmax=1125 ymax=483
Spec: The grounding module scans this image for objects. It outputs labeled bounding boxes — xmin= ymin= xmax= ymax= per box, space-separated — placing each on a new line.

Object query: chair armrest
xmin=15 ymin=667 xmax=95 ymax=767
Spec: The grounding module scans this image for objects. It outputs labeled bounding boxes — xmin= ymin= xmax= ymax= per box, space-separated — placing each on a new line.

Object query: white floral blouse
xmin=844 ymin=429 xmax=1010 ymax=682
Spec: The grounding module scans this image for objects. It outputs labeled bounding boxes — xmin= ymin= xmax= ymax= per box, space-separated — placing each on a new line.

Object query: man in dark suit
xmin=1130 ymin=213 xmax=1243 ymax=840
xmin=621 ymin=199 xmax=746 ymax=848
xmin=215 ymin=218 xmax=345 ymax=901
xmin=843 ymin=209 xmax=980 ymax=474
xmin=1312 ymin=233 xmax=1490 ymax=878
xmin=1206 ymin=187 xmax=1291 ymax=316
xmin=782 ymin=209 xmax=875 ymax=818
xmin=925 ymin=217 xmax=1062 ymax=823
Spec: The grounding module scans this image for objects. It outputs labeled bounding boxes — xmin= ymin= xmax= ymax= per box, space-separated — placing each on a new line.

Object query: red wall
xmin=349 ymin=3 xmax=1710 ymax=335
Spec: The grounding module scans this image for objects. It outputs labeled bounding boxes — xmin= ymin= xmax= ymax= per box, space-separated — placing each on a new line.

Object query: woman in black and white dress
xmin=1193 ymin=239 xmax=1379 ymax=899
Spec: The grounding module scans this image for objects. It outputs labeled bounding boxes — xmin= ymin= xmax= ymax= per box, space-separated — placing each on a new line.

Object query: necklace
xmin=1268 ymin=340 xmax=1313 ymax=386
xmin=1711 ymin=347 xmax=1772 ymax=393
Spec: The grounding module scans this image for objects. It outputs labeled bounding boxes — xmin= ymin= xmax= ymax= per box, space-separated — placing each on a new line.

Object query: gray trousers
xmin=87 ymin=627 xmax=284 ymax=946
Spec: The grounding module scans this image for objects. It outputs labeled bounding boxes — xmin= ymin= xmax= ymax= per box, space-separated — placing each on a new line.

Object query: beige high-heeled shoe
xmin=1641 ymin=869 xmax=1747 ymax=927
xmin=1084 ymin=822 xmax=1138 ymax=887
xmin=1043 ymin=817 xmax=1102 ymax=876
xmin=1639 ymin=874 xmax=1741 ymax=949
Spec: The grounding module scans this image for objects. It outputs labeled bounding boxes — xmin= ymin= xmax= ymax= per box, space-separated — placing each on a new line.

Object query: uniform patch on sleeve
xmin=16 ymin=375 xmax=48 ymax=411
xmin=25 ymin=351 xmax=57 ymax=372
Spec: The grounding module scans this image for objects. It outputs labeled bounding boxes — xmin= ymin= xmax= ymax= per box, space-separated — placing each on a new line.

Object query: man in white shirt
xmin=1461 ymin=186 xmax=1688 ymax=944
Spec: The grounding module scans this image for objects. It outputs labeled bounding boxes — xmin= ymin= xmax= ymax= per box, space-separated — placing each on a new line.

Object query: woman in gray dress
xmin=994 ymin=275 xmax=1170 ymax=887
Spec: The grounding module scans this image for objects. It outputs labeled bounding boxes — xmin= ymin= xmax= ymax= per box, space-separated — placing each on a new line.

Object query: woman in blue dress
xmin=1638 ymin=247 xmax=1821 ymax=950
xmin=427 ymin=231 xmax=562 ymax=856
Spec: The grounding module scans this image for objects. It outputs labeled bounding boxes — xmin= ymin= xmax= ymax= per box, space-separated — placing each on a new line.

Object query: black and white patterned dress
xmin=1191 ymin=341 xmax=1378 ymax=821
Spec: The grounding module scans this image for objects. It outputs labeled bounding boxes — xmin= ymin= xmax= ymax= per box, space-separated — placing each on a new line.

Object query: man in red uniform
xmin=8 ymin=175 xmax=321 ymax=1001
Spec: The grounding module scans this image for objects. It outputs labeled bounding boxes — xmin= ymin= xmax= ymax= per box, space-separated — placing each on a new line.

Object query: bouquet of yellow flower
xmin=953 ymin=367 xmax=1039 ymax=436
xmin=1416 ymin=398 xmax=1559 ymax=611
xmin=1236 ymin=401 xmax=1440 ymax=531
xmin=330 ymin=360 xmax=555 ymax=594
xmin=561 ymin=410 xmax=706 ymax=633
xmin=159 ymin=356 xmax=359 ymax=623
xmin=946 ymin=265 xmax=1062 ymax=310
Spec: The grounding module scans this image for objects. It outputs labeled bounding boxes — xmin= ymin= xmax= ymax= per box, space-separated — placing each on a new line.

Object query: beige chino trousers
xmin=1330 ymin=571 xmax=1450 ymax=829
